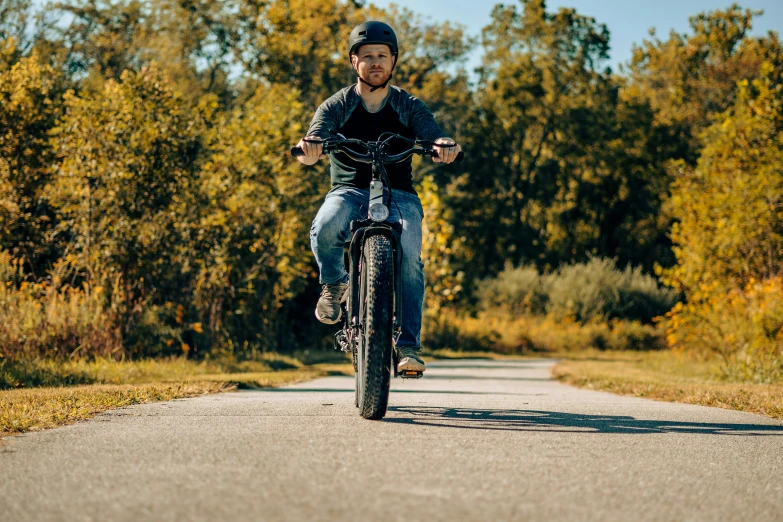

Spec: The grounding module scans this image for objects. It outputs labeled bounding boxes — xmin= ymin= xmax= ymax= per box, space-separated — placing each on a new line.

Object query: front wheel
xmin=356 ymin=234 xmax=394 ymax=420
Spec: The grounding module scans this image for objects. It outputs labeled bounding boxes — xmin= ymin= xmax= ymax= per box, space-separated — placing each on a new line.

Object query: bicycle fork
xmin=332 ymin=178 xmax=420 ymax=378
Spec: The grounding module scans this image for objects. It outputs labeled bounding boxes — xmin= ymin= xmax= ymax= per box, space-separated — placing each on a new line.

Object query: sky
xmin=370 ymin=0 xmax=783 ymax=75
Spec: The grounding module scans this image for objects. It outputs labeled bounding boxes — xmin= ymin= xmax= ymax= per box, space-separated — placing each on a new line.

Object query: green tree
xmin=0 ymin=0 xmax=31 ymax=51
xmin=38 ymin=0 xmax=236 ymax=104
xmin=439 ymin=0 xmax=673 ymax=297
xmin=136 ymin=0 xmax=238 ymax=105
xmin=626 ymin=3 xmax=783 ymax=164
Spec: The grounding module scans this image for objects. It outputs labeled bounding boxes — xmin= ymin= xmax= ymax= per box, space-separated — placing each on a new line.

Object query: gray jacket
xmin=306 ymin=85 xmax=447 ymax=142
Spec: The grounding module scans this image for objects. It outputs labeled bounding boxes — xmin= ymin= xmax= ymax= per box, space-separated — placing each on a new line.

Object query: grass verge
xmin=553 ymin=351 xmax=783 ymax=420
xmin=1 ymin=381 xmax=231 ymax=436
xmin=1 ymin=357 xmax=352 ymax=438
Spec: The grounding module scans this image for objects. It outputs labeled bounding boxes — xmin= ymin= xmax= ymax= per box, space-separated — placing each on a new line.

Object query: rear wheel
xmin=356 ymin=234 xmax=394 ymax=420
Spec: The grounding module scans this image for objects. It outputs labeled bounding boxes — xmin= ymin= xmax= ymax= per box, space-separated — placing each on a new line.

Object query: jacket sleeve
xmin=406 ymin=94 xmax=448 ymax=141
xmin=306 ymin=91 xmax=345 ymax=139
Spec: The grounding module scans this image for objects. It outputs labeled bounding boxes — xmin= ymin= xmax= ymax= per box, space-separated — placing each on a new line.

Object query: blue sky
xmin=371 ymin=0 xmax=782 ymax=74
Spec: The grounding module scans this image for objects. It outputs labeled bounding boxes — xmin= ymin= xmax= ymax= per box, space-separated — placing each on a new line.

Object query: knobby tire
xmin=357 ymin=235 xmax=393 ymax=420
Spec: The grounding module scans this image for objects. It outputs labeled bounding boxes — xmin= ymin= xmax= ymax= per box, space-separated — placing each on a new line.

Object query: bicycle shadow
xmin=384 ymin=406 xmax=783 ymax=436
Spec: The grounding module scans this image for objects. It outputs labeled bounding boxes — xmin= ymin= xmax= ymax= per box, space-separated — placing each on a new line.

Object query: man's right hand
xmin=296 ymin=136 xmax=327 ymax=165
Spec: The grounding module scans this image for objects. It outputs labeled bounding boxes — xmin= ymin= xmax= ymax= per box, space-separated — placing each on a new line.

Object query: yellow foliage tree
xmin=0 ymin=42 xmax=61 ymax=274
xmin=193 ymin=84 xmax=319 ymax=351
xmin=418 ymin=174 xmax=464 ymax=313
xmin=663 ymin=64 xmax=783 ymax=380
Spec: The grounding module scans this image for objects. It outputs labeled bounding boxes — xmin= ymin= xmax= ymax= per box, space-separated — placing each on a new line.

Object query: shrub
xmin=479 ymin=257 xmax=679 ymax=323
xmin=422 ymin=310 xmax=665 ymax=355
xmin=545 ymin=257 xmax=679 ymax=323
xmin=422 ymin=309 xmax=502 ymax=353
xmin=666 ymin=278 xmax=783 ymax=383
xmin=0 ymin=252 xmax=122 ymax=360
xmin=477 ymin=263 xmax=548 ymax=315
xmin=662 ymin=67 xmax=783 ymax=383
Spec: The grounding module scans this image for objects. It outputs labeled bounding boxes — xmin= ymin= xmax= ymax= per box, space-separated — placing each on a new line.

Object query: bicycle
xmin=292 ymin=133 xmax=463 ymax=419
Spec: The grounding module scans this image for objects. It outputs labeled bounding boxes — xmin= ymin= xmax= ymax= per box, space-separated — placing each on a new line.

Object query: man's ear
xmin=350 ymin=54 xmax=357 ymax=69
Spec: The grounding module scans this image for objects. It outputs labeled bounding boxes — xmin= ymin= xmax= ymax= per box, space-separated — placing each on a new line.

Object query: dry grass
xmin=423 ymin=311 xmax=665 ymax=355
xmin=553 ymin=352 xmax=783 ymax=420
xmin=1 ymin=361 xmax=352 ymax=438
xmin=1 ymin=381 xmax=231 ymax=435
xmin=0 ymin=353 xmax=309 ymax=389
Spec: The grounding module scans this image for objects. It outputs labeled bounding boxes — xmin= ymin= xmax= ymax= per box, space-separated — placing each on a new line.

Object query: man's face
xmin=351 ymin=44 xmax=395 ymax=87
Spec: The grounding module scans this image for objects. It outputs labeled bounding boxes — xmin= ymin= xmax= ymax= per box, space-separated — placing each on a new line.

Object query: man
xmin=295 ymin=21 xmax=461 ymax=374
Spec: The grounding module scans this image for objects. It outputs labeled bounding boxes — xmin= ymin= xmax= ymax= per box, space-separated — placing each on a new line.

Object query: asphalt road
xmin=2 ymin=359 xmax=783 ymax=522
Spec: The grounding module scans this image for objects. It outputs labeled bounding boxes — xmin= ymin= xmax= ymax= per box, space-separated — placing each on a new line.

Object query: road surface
xmin=2 ymin=359 xmax=782 ymax=521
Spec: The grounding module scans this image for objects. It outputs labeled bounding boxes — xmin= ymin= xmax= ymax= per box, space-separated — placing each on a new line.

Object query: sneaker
xmin=315 ymin=282 xmax=348 ymax=324
xmin=397 ymin=345 xmax=425 ymax=372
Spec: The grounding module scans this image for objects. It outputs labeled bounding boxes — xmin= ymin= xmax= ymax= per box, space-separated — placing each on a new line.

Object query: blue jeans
xmin=310 ymin=186 xmax=424 ymax=348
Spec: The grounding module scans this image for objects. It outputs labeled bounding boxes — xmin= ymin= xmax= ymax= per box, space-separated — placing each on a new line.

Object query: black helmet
xmin=348 ymin=21 xmax=398 ymax=57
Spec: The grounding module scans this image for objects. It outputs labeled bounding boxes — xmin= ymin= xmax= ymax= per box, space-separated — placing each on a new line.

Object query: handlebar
xmin=290 ymin=136 xmax=463 ymax=164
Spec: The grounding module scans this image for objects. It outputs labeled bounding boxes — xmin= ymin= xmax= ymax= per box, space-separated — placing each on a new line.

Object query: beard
xmin=360 ymin=68 xmax=392 ymax=87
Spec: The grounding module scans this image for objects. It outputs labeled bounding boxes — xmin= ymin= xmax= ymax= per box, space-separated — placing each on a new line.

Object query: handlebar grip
xmin=431 ymin=150 xmax=464 ymax=163
xmin=290 ymin=146 xmax=306 ymax=158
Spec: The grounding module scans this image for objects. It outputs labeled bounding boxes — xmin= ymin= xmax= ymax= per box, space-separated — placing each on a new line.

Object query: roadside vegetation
xmin=552 ymin=353 xmax=783 ymax=420
xmin=422 ymin=257 xmax=783 ymax=418
xmin=1 ymin=0 xmax=781 ymax=428
xmin=1 ymin=354 xmax=351 ymax=437
xmin=423 ymin=258 xmax=672 ymax=355
xmin=2 ymin=382 xmax=231 ymax=436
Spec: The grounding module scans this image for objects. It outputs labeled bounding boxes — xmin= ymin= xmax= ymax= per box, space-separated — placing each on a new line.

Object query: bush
xmin=545 ymin=257 xmax=679 ymax=323
xmin=477 ymin=263 xmax=548 ymax=315
xmin=662 ymin=69 xmax=783 ymax=383
xmin=479 ymin=257 xmax=679 ymax=324
xmin=0 ymin=252 xmax=122 ymax=360
xmin=423 ymin=310 xmax=665 ymax=355
xmin=666 ymin=278 xmax=783 ymax=383
xmin=422 ymin=310 xmax=502 ymax=353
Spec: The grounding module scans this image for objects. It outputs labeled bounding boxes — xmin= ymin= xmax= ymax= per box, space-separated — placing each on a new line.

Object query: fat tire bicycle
xmin=292 ymin=133 xmax=462 ymax=419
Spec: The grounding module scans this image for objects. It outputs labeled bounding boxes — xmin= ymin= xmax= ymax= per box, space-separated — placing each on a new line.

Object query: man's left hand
xmin=432 ymin=137 xmax=461 ymax=164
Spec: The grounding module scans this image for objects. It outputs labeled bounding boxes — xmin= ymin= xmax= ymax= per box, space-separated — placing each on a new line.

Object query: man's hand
xmin=432 ymin=137 xmax=461 ymax=164
xmin=296 ymin=136 xmax=327 ymax=165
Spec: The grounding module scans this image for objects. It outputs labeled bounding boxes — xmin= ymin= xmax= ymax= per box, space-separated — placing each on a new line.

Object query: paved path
xmin=2 ymin=359 xmax=783 ymax=522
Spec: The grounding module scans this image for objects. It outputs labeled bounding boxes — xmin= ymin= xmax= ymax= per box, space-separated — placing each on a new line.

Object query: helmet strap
xmin=358 ymin=75 xmax=390 ymax=92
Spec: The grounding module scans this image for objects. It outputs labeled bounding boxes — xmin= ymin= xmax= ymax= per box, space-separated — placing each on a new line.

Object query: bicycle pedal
xmin=400 ymin=370 xmax=423 ymax=379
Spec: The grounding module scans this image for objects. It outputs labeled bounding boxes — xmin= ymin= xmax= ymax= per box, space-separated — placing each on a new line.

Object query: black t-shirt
xmin=331 ymin=100 xmax=417 ymax=193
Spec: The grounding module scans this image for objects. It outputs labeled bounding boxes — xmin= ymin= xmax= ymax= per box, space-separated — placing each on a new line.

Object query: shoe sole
xmin=397 ymin=357 xmax=425 ymax=373
xmin=315 ymin=307 xmax=342 ymax=325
